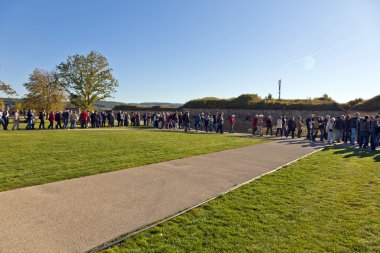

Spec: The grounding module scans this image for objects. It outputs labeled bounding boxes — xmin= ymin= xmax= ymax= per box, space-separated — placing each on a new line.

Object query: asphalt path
xmin=0 ymin=138 xmax=326 ymax=253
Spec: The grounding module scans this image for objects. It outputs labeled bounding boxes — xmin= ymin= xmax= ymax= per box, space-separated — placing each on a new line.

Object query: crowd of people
xmin=251 ymin=113 xmax=380 ymax=150
xmin=0 ymin=108 xmax=231 ymax=134
xmin=1 ymin=107 xmax=379 ymax=150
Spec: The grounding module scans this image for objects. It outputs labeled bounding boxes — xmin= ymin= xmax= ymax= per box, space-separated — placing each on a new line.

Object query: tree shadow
xmin=332 ymin=147 xmax=380 ymax=162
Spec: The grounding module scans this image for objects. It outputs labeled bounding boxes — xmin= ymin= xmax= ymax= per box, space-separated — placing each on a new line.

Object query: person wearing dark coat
xmin=343 ymin=114 xmax=351 ymax=143
xmin=286 ymin=116 xmax=296 ymax=139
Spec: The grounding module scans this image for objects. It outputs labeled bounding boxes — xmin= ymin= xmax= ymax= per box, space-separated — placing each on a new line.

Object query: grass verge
xmin=102 ymin=147 xmax=380 ymax=253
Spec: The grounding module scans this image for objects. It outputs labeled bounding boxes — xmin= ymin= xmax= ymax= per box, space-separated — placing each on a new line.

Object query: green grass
xmin=0 ymin=129 xmax=265 ymax=192
xmin=102 ymin=147 xmax=380 ymax=253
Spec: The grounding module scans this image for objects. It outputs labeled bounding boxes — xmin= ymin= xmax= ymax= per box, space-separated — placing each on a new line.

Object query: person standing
xmin=229 ymin=115 xmax=236 ymax=134
xmin=257 ymin=115 xmax=264 ymax=136
xmin=252 ymin=115 xmax=258 ymax=136
xmin=343 ymin=114 xmax=351 ymax=143
xmin=286 ymin=116 xmax=296 ymax=139
xmin=38 ymin=110 xmax=46 ymax=129
xmin=70 ymin=111 xmax=78 ymax=129
xmin=265 ymin=116 xmax=273 ymax=136
xmin=209 ymin=114 xmax=214 ymax=132
xmin=216 ymin=112 xmax=224 ymax=134
xmin=55 ymin=111 xmax=62 ymax=129
xmin=326 ymin=117 xmax=335 ymax=144
xmin=312 ymin=116 xmax=319 ymax=141
xmin=334 ymin=115 xmax=344 ymax=143
xmin=318 ymin=116 xmax=325 ymax=142
xmin=358 ymin=116 xmax=370 ymax=149
xmin=275 ymin=116 xmax=282 ymax=136
xmin=2 ymin=107 xmax=10 ymax=130
xmin=183 ymin=111 xmax=190 ymax=132
xmin=306 ymin=115 xmax=313 ymax=140
xmin=109 ymin=111 xmax=115 ymax=127
xmin=48 ymin=111 xmax=55 ymax=129
xmin=0 ymin=109 xmax=3 ymax=129
xmin=350 ymin=112 xmax=360 ymax=145
xmin=204 ymin=113 xmax=210 ymax=132
xmin=143 ymin=113 xmax=147 ymax=126
xmin=12 ymin=109 xmax=20 ymax=130
xmin=370 ymin=116 xmax=379 ymax=150
xmin=194 ymin=114 xmax=201 ymax=131
xmin=100 ymin=111 xmax=106 ymax=127
xmin=282 ymin=115 xmax=288 ymax=137
xmin=296 ymin=116 xmax=303 ymax=138
xmin=62 ymin=110 xmax=70 ymax=129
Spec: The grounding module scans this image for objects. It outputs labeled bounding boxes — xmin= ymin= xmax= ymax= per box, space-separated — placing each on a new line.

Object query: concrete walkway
xmin=0 ymin=139 xmax=326 ymax=253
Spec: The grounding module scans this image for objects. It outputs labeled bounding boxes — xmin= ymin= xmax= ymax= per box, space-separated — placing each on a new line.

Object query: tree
xmin=265 ymin=93 xmax=273 ymax=100
xmin=14 ymin=102 xmax=23 ymax=111
xmin=55 ymin=51 xmax=118 ymax=110
xmin=0 ymin=98 xmax=4 ymax=110
xmin=23 ymin=69 xmax=66 ymax=112
xmin=0 ymin=80 xmax=17 ymax=96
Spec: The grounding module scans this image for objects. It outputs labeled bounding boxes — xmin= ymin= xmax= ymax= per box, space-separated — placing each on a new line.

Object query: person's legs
xmin=297 ymin=129 xmax=302 ymax=138
xmin=364 ymin=132 xmax=369 ymax=148
xmin=3 ymin=118 xmax=8 ymax=130
xmin=327 ymin=132 xmax=332 ymax=144
xmin=336 ymin=130 xmax=342 ymax=142
xmin=358 ymin=132 xmax=364 ymax=148
xmin=370 ymin=133 xmax=376 ymax=150
xmin=351 ymin=128 xmax=356 ymax=145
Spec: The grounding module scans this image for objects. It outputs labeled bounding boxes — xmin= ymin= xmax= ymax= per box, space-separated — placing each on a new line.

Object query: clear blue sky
xmin=0 ymin=0 xmax=379 ymax=103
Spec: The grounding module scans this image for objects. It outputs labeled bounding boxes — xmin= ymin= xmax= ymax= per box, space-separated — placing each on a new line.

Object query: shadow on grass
xmin=332 ymin=147 xmax=380 ymax=162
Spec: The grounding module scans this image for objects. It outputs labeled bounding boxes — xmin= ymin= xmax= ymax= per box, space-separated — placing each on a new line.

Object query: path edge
xmin=86 ymin=146 xmax=325 ymax=253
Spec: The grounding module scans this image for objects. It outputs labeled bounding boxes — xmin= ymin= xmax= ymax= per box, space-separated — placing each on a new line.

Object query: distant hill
xmin=2 ymin=95 xmax=378 ymax=112
xmin=351 ymin=95 xmax=380 ymax=112
xmin=0 ymin=97 xmax=20 ymax=108
xmin=183 ymin=94 xmax=343 ymax=111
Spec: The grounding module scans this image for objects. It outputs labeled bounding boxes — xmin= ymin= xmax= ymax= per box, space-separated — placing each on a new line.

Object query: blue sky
xmin=0 ymin=0 xmax=379 ymax=103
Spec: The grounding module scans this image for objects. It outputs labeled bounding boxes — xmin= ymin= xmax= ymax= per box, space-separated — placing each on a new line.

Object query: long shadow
xmin=332 ymin=147 xmax=380 ymax=162
xmin=276 ymin=139 xmax=328 ymax=149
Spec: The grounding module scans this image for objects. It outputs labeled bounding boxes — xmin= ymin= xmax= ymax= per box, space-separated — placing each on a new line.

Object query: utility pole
xmin=278 ymin=79 xmax=281 ymax=99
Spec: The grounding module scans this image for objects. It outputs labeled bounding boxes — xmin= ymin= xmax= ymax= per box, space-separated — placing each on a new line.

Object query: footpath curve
xmin=0 ymin=139 xmax=326 ymax=253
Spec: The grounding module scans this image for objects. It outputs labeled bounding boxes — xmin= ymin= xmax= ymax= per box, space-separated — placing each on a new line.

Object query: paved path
xmin=0 ymin=139 xmax=326 ymax=253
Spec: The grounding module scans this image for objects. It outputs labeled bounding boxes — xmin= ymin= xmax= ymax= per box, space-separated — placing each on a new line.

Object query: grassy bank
xmin=0 ymin=129 xmax=265 ymax=192
xmin=103 ymin=147 xmax=380 ymax=253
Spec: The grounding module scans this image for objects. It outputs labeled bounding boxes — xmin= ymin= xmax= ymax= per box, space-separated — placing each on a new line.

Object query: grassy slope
xmin=0 ymin=129 xmax=264 ymax=192
xmin=103 ymin=148 xmax=380 ymax=253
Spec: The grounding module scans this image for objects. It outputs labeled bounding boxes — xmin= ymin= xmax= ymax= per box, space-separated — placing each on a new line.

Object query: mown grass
xmin=102 ymin=147 xmax=380 ymax=253
xmin=0 ymin=129 xmax=265 ymax=192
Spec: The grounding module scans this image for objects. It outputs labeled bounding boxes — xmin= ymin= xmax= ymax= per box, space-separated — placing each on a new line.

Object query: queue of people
xmin=251 ymin=113 xmax=380 ymax=150
xmin=1 ymin=107 xmax=379 ymax=150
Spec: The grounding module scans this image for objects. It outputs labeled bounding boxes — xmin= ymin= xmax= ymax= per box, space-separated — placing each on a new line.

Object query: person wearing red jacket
xmin=252 ymin=114 xmax=258 ymax=136
xmin=80 ymin=111 xmax=89 ymax=128
xmin=48 ymin=111 xmax=55 ymax=129
xmin=228 ymin=115 xmax=236 ymax=133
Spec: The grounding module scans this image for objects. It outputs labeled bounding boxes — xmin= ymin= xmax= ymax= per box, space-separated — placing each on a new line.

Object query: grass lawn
xmin=102 ymin=147 xmax=380 ymax=253
xmin=0 ymin=129 xmax=265 ymax=192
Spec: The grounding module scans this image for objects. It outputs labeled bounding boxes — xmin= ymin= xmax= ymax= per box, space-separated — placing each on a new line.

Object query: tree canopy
xmin=0 ymin=80 xmax=17 ymax=96
xmin=23 ymin=69 xmax=66 ymax=112
xmin=55 ymin=51 xmax=118 ymax=110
